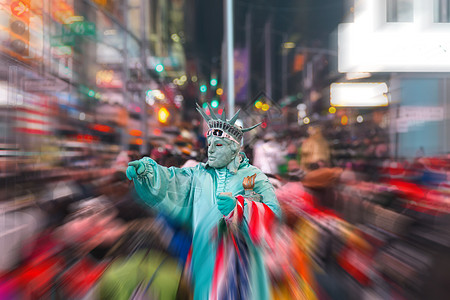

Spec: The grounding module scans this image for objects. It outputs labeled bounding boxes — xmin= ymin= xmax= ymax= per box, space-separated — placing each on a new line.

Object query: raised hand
xmin=126 ymin=160 xmax=146 ymax=180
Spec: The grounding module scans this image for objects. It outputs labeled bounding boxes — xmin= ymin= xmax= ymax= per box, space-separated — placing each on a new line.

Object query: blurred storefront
xmin=0 ymin=0 xmax=188 ymax=182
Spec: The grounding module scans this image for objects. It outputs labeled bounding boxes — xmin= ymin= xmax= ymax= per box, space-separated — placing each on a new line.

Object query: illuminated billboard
xmin=338 ymin=0 xmax=450 ymax=72
xmin=330 ymin=82 xmax=389 ymax=107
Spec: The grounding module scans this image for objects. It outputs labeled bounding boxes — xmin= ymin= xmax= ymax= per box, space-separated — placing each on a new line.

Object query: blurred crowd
xmin=1 ymin=124 xmax=450 ymax=299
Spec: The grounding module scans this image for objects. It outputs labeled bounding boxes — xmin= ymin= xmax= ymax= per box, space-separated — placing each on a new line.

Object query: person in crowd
xmin=300 ymin=125 xmax=331 ymax=171
xmin=253 ymin=132 xmax=287 ymax=176
xmin=126 ymin=103 xmax=281 ymax=300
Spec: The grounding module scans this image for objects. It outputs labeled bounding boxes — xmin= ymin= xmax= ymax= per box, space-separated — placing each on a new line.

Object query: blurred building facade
xmin=289 ymin=0 xmax=450 ymax=163
xmin=335 ymin=0 xmax=450 ymax=159
xmin=0 ymin=0 xmax=189 ymax=181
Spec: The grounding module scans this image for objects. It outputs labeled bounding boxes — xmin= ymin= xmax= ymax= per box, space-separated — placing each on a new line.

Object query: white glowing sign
xmin=330 ymin=82 xmax=389 ymax=107
xmin=338 ymin=0 xmax=450 ymax=72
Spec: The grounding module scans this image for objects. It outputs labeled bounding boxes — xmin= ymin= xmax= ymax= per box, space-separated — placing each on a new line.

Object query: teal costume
xmin=127 ymin=104 xmax=281 ymax=299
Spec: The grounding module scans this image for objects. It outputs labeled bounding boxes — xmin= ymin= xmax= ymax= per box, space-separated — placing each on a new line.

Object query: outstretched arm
xmin=127 ymin=157 xmax=194 ymax=228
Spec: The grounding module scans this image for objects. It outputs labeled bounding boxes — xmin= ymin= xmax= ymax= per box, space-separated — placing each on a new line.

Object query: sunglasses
xmin=207 ymin=128 xmax=240 ymax=144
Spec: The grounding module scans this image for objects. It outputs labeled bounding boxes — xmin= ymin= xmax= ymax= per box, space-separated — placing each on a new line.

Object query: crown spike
xmin=196 ymin=102 xmax=211 ymax=122
xmin=220 ymin=108 xmax=227 ymax=121
xmin=242 ymin=122 xmax=262 ymax=132
xmin=229 ymin=109 xmax=241 ymax=125
xmin=206 ymin=103 xmax=219 ymax=120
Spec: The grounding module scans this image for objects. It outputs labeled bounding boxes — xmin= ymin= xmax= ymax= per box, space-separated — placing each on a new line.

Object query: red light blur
xmin=92 ymin=124 xmax=111 ymax=133
xmin=15 ymin=117 xmax=50 ymax=125
xmin=15 ymin=128 xmax=51 ymax=135
xmin=153 ymin=128 xmax=161 ymax=136
xmin=84 ymin=134 xmax=93 ymax=142
xmin=129 ymin=129 xmax=142 ymax=136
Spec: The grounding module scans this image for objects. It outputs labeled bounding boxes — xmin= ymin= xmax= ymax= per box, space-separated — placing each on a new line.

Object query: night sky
xmin=187 ymin=0 xmax=344 ymax=102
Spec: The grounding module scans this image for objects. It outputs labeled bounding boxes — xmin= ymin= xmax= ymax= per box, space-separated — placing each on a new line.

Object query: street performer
xmin=126 ymin=103 xmax=281 ymax=300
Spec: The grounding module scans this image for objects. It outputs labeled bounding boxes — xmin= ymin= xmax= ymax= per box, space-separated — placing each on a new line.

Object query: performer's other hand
xmin=126 ymin=160 xmax=145 ymax=180
xmin=217 ymin=193 xmax=236 ymax=216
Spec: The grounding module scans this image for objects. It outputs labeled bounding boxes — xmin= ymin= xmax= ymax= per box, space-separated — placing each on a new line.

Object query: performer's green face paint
xmin=207 ymin=136 xmax=238 ymax=169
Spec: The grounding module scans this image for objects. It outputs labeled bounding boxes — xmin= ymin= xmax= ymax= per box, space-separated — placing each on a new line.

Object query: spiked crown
xmin=196 ymin=103 xmax=261 ymax=144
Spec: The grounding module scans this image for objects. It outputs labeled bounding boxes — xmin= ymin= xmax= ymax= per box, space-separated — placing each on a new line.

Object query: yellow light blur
xmin=171 ymin=33 xmax=180 ymax=42
xmin=216 ymin=88 xmax=223 ymax=96
xmin=192 ymin=76 xmax=198 ymax=82
xmin=329 ymin=107 xmax=336 ymax=114
xmin=152 ymin=90 xmax=165 ymax=100
xmin=255 ymin=101 xmax=262 ymax=109
xmin=180 ymin=75 xmax=187 ymax=81
xmin=303 ymin=117 xmax=310 ymax=124
xmin=65 ymin=16 xmax=84 ymax=24
xmin=96 ymin=70 xmax=114 ymax=85
xmin=262 ymin=104 xmax=270 ymax=111
xmin=341 ymin=115 xmax=349 ymax=125
xmin=158 ymin=107 xmax=170 ymax=123
xmin=283 ymin=42 xmax=296 ymax=49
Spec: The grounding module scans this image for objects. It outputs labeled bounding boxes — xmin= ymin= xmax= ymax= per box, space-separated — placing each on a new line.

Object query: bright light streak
xmin=345 ymin=72 xmax=371 ymax=80
xmin=330 ymin=82 xmax=389 ymax=107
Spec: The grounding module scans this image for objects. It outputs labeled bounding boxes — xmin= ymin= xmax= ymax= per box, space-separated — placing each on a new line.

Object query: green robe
xmin=132 ymin=153 xmax=281 ymax=300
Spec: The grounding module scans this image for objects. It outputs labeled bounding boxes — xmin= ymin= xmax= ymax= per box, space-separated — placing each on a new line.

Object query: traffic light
xmin=155 ymin=64 xmax=164 ymax=73
xmin=254 ymin=99 xmax=270 ymax=112
xmin=8 ymin=0 xmax=30 ymax=58
xmin=211 ymin=99 xmax=219 ymax=108
xmin=261 ymin=103 xmax=270 ymax=111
